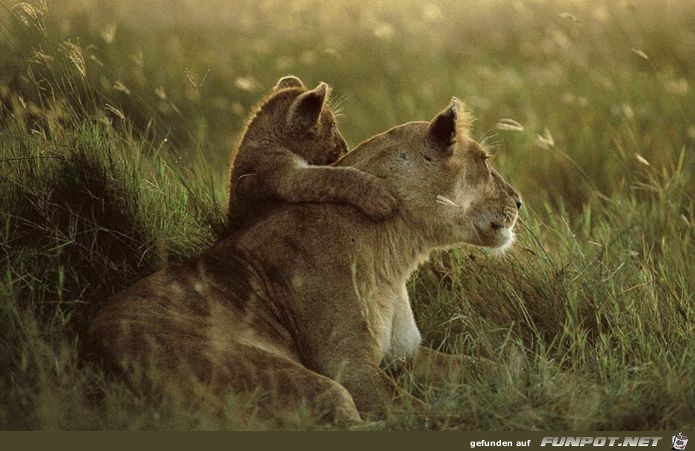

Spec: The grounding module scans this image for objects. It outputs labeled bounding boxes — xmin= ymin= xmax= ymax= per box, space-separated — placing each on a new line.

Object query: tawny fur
xmin=85 ymin=98 xmax=521 ymax=425
xmin=226 ymin=76 xmax=399 ymax=230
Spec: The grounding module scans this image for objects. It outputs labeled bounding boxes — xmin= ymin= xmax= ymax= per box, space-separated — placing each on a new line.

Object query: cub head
xmin=342 ymin=98 xmax=521 ymax=251
xmin=261 ymin=75 xmax=348 ymax=165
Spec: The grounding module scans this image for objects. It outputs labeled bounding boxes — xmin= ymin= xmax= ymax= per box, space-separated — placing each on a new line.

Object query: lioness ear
xmin=428 ymin=97 xmax=460 ymax=152
xmin=274 ymin=75 xmax=304 ymax=90
xmin=288 ymin=82 xmax=327 ymax=129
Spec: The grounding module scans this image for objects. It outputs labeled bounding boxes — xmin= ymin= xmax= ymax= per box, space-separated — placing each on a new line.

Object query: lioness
xmin=85 ymin=98 xmax=521 ymax=424
xmin=227 ymin=75 xmax=399 ymax=230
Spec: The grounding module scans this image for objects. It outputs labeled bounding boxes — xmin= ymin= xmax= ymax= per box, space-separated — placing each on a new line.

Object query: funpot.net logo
xmin=672 ymin=433 xmax=689 ymax=451
xmin=540 ymin=437 xmax=662 ymax=447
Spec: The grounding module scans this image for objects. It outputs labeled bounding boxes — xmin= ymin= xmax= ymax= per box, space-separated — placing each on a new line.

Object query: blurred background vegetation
xmin=0 ymin=0 xmax=693 ymax=430
xmin=3 ymin=0 xmax=693 ymax=210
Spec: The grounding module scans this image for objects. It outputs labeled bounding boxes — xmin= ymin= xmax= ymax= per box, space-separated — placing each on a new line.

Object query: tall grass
xmin=0 ymin=0 xmax=693 ymax=430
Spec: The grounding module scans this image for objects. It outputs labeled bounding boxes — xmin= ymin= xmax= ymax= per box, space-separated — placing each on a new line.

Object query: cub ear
xmin=274 ymin=75 xmax=304 ymax=90
xmin=288 ymin=82 xmax=328 ymax=129
xmin=428 ymin=97 xmax=460 ymax=152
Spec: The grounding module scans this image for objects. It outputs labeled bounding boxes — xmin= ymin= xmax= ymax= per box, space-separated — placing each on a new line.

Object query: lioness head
xmin=263 ymin=75 xmax=348 ymax=165
xmin=341 ymin=98 xmax=521 ymax=250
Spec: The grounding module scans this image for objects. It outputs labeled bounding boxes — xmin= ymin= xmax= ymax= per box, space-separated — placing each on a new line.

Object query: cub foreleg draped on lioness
xmin=227 ymin=76 xmax=399 ymax=229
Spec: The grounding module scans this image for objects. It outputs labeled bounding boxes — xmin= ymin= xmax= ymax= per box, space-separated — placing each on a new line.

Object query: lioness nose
xmin=516 ymin=199 xmax=522 ymax=210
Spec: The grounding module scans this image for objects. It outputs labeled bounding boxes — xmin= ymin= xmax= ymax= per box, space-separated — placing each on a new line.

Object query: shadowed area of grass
xmin=0 ymin=0 xmax=693 ymax=430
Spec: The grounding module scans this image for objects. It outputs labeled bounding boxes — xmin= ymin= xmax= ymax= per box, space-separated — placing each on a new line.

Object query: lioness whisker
xmin=436 ymin=195 xmax=459 ymax=207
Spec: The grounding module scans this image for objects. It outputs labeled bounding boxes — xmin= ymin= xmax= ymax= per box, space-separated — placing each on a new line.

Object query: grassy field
xmin=1 ymin=0 xmax=693 ymax=430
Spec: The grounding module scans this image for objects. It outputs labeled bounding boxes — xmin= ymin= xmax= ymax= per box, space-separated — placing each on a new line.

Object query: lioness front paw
xmin=359 ymin=178 xmax=400 ymax=221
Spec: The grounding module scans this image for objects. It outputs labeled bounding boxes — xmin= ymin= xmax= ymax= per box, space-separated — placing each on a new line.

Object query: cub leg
xmin=275 ymin=165 xmax=399 ymax=221
xmin=253 ymin=150 xmax=400 ymax=220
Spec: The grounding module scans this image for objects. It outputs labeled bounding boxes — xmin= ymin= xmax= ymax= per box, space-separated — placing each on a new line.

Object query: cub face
xmin=273 ymin=76 xmax=348 ymax=165
xmin=343 ymin=98 xmax=521 ymax=250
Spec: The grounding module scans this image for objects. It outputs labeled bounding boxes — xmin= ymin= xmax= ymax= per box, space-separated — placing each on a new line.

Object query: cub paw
xmin=360 ymin=178 xmax=400 ymax=221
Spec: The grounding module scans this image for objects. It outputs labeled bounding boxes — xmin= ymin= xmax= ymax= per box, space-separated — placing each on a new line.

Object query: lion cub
xmin=227 ymin=76 xmax=399 ymax=229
